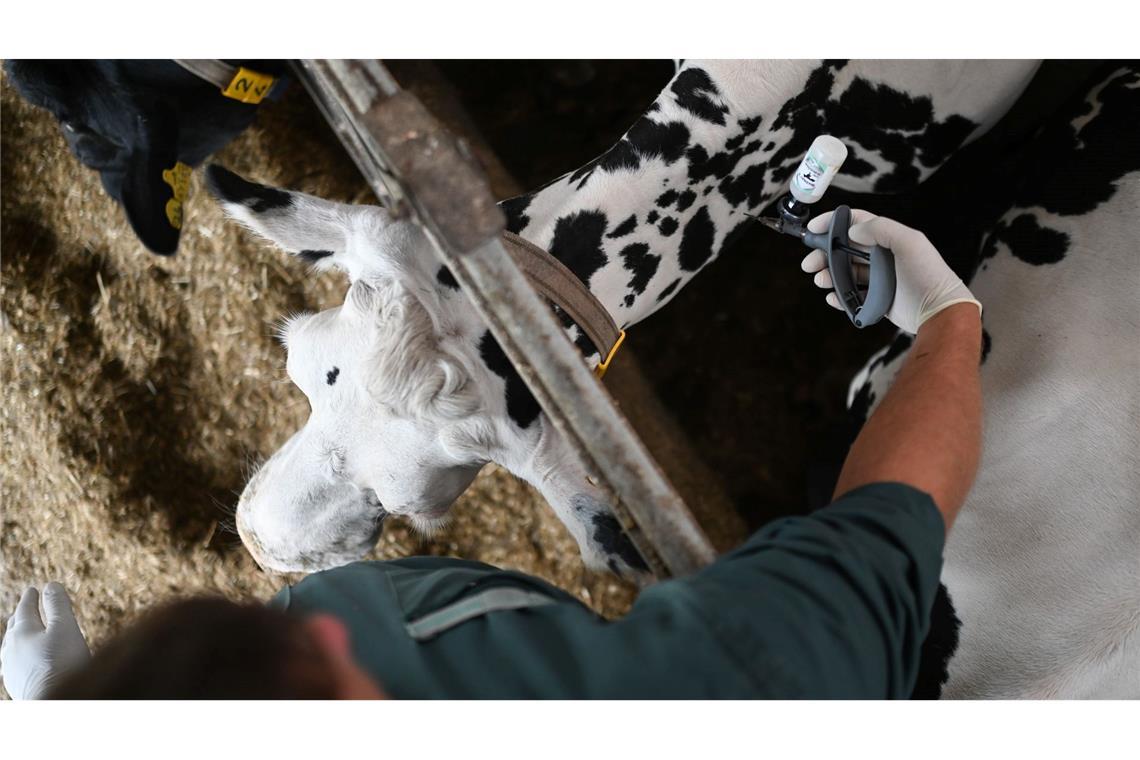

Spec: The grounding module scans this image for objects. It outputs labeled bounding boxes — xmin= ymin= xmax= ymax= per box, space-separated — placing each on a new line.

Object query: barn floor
xmin=1 ymin=61 xmax=1086 ymax=698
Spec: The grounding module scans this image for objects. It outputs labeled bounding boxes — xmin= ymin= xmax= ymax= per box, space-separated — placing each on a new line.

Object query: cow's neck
xmin=500 ymin=60 xmax=824 ymax=340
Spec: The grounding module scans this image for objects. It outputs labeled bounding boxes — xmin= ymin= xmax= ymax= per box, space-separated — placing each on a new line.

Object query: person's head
xmin=47 ymin=596 xmax=384 ymax=699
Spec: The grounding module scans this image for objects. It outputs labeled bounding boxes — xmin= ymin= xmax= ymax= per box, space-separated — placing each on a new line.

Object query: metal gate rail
xmin=295 ymin=60 xmax=716 ymax=577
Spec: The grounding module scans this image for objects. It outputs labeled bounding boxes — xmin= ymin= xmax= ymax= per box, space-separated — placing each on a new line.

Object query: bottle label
xmin=792 ymin=150 xmax=832 ymax=199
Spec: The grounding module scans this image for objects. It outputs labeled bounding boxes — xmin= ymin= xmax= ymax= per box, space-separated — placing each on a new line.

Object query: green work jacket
xmin=270 ymin=482 xmax=945 ymax=698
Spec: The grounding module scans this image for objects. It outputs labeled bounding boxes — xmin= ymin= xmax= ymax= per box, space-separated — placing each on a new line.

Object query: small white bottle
xmin=789 ymin=135 xmax=848 ymax=204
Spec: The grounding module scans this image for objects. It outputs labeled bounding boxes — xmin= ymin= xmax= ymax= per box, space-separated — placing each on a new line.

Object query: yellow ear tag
xmin=221 ymin=67 xmax=276 ymax=104
xmin=162 ymin=161 xmax=193 ymax=229
xmin=594 ymin=330 xmax=626 ymax=379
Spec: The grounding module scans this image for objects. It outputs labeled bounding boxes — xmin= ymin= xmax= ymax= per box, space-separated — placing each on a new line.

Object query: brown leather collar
xmin=500 ymin=231 xmax=625 ymax=378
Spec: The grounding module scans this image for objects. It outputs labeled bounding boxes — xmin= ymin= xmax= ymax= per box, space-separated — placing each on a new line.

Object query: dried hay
xmin=0 ymin=71 xmax=637 ymax=698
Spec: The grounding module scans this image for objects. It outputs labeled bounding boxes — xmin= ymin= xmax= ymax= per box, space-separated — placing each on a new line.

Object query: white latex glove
xmin=801 ymin=209 xmax=981 ymax=334
xmin=2 ymin=583 xmax=91 ymax=699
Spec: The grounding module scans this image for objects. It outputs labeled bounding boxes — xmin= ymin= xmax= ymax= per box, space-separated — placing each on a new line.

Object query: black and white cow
xmin=849 ymin=63 xmax=1140 ymax=698
xmin=209 ymin=59 xmax=1039 ymax=580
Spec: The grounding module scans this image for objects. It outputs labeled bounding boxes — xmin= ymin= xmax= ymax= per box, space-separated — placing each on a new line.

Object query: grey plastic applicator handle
xmin=802 ymin=205 xmax=896 ymax=328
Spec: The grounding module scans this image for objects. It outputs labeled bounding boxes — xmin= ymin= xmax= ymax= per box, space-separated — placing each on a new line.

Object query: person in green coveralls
xmin=1 ymin=211 xmax=984 ymax=699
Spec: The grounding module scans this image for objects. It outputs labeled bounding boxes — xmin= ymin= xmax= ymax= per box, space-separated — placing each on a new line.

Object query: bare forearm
xmin=834 ymin=304 xmax=983 ymax=530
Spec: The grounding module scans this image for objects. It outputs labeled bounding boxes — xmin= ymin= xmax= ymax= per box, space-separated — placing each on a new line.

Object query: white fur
xmin=849 ymin=86 xmax=1140 ymax=696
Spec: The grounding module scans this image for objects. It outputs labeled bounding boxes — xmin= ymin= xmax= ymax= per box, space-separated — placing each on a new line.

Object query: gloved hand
xmin=801 ymin=209 xmax=981 ymax=334
xmin=2 ymin=583 xmax=91 ymax=699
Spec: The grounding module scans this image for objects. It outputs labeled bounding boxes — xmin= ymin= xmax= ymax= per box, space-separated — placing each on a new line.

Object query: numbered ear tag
xmin=162 ymin=162 xmax=193 ymax=229
xmin=221 ymin=67 xmax=276 ymax=104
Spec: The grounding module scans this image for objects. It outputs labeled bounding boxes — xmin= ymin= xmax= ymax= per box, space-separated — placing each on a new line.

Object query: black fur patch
xmin=911 ymin=583 xmax=962 ymax=699
xmin=590 ymin=512 xmax=649 ymax=572
xmin=298 ymin=249 xmax=333 ymax=264
xmin=204 ymin=164 xmax=292 ymax=213
xmin=980 ymin=214 xmax=1068 ymax=266
xmin=656 ymin=189 xmax=679 ymax=208
xmin=326 ymin=366 xmax=340 ymax=386
xmin=625 ymin=118 xmax=691 ymax=165
xmin=646 ymin=210 xmax=660 ymax=224
xmin=500 ymin=193 xmax=533 ymax=234
xmin=478 ymin=330 xmax=541 ymax=429
xmin=678 ymin=206 xmax=715 ymax=272
xmin=607 ymin=214 xmax=638 ymax=239
xmin=549 ymin=210 xmax=609 ymax=287
xmin=658 ymin=216 xmax=679 ymax=237
xmin=675 ymin=189 xmax=696 ymax=212
xmin=549 ymin=305 xmax=600 ymax=358
xmin=766 ymin=61 xmax=979 ymax=194
xmin=619 ymin=242 xmax=660 ymax=309
xmin=670 ymin=67 xmax=729 ymax=126
xmin=436 ymin=265 xmax=460 ymax=290
xmin=561 ymin=113 xmax=690 ymax=189
xmin=657 ymin=278 xmax=682 ymax=302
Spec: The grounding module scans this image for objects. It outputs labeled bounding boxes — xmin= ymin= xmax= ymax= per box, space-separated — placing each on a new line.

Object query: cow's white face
xmin=237 ymin=289 xmax=486 ymax=572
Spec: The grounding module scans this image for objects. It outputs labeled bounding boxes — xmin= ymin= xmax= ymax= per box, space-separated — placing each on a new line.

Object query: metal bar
xmin=295 ymin=60 xmax=716 ymax=577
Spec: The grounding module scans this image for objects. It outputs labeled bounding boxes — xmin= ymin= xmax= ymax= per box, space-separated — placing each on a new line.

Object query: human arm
xmin=834 ymin=305 xmax=981 ymax=529
xmin=802 ymin=209 xmax=983 ymax=528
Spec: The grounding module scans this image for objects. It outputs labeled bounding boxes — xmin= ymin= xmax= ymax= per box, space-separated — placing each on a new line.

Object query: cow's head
xmin=208 ymin=166 xmax=499 ymax=572
xmin=209 ymin=166 xmax=651 ymax=580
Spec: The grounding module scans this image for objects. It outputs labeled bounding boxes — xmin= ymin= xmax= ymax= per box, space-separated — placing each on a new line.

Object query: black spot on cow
xmin=685 ymin=120 xmax=769 ymax=210
xmin=569 ymin=141 xmax=640 ymax=189
xmin=656 ymin=189 xmax=679 ymax=208
xmin=436 ymin=265 xmax=460 ymax=290
xmin=658 ymin=216 xmax=678 ymax=237
xmin=607 ymin=214 xmax=638 ymax=239
xmin=766 ymin=60 xmax=979 ymax=194
xmin=570 ymin=116 xmax=691 ymax=189
xmin=625 ymin=118 xmax=691 ymax=165
xmin=646 ymin=210 xmax=659 ymax=224
xmin=204 ymin=165 xmax=292 ymax=213
xmin=982 ymin=213 xmax=1069 ymax=266
xmin=550 ymin=304 xmax=599 ymax=358
xmin=841 ymin=150 xmax=876 ymax=178
xmin=675 ymin=189 xmax=696 ymax=212
xmin=298 ymin=249 xmax=332 ymax=264
xmin=500 ymin=193 xmax=533 ymax=234
xmin=325 ymin=367 xmax=339 ymax=386
xmin=912 ymin=583 xmax=962 ymax=699
xmin=670 ymin=67 xmax=729 ymax=126
xmin=725 ymin=116 xmax=764 ymax=151
xmin=549 ymin=210 xmax=609 ymax=287
xmin=678 ymin=206 xmax=715 ymax=272
xmin=657 ymin=277 xmax=682 ymax=302
xmin=619 ymin=242 xmax=660 ymax=308
xmin=478 ymin=331 xmax=541 ymax=429
xmin=590 ymin=512 xmax=649 ymax=573
xmin=976 ymin=66 xmax=1140 ymax=269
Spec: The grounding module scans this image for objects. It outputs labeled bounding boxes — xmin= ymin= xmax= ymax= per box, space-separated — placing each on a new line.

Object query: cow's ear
xmin=119 ymin=105 xmax=184 ymax=255
xmin=206 ymin=165 xmax=367 ymax=264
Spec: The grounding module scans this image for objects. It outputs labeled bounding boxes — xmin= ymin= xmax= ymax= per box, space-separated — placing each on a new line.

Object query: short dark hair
xmin=47 ymin=596 xmax=339 ymax=699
